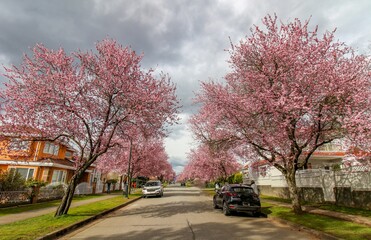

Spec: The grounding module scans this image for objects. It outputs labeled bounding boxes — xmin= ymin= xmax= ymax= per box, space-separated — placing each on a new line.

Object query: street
xmin=60 ymin=185 xmax=318 ymax=240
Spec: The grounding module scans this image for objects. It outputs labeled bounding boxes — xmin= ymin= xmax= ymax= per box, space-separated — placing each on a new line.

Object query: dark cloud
xmin=1 ymin=0 xmax=370 ymax=174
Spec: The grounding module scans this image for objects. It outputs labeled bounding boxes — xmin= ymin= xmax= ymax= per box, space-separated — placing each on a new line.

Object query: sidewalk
xmin=0 ymin=193 xmax=121 ymax=225
xmin=263 ymin=200 xmax=371 ymax=228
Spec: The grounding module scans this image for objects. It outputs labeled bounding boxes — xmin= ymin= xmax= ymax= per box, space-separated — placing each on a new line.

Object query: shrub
xmin=25 ymin=179 xmax=47 ymax=188
xmin=0 ymin=169 xmax=26 ymax=191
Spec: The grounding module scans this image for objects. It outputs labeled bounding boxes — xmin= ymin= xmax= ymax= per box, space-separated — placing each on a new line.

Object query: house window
xmin=43 ymin=142 xmax=60 ymax=155
xmin=258 ymin=165 xmax=268 ymax=177
xmin=51 ymin=170 xmax=66 ymax=183
xmin=8 ymin=139 xmax=30 ymax=151
xmin=9 ymin=167 xmax=35 ymax=180
xmin=65 ymin=151 xmax=73 ymax=159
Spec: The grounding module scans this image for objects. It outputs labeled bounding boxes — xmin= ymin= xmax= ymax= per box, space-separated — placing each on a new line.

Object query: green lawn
xmin=260 ymin=195 xmax=371 ymax=218
xmin=317 ymin=204 xmax=371 ymax=218
xmin=0 ymin=194 xmax=141 ymax=240
xmin=0 ymin=194 xmax=107 ymax=217
xmin=261 ymin=202 xmax=371 ymax=240
xmin=202 ymin=188 xmax=216 ymax=197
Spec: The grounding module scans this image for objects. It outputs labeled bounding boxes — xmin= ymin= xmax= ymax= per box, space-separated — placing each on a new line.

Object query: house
xmin=0 ymin=137 xmax=94 ymax=185
xmin=249 ymin=142 xmax=345 ymax=176
xmin=247 ymin=142 xmax=371 ymax=208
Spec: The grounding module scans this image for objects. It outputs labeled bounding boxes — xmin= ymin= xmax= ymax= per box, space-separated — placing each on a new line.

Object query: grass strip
xmin=260 ymin=195 xmax=292 ymax=204
xmin=0 ymin=194 xmax=141 ymax=240
xmin=260 ymin=195 xmax=371 ymax=218
xmin=0 ymin=194 xmax=107 ymax=217
xmin=261 ymin=202 xmax=371 ymax=240
xmin=317 ymin=204 xmax=371 ymax=218
xmin=202 ymin=188 xmax=216 ymax=197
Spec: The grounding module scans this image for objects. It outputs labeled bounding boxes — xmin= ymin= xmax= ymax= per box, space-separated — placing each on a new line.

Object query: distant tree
xmin=0 ymin=39 xmax=179 ymax=216
xmin=193 ymin=15 xmax=370 ymax=214
xmin=179 ymin=144 xmax=241 ymax=182
xmin=97 ymin=133 xmax=175 ymax=192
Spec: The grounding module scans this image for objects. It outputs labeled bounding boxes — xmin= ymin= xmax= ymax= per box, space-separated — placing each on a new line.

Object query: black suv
xmin=213 ymin=184 xmax=261 ymax=217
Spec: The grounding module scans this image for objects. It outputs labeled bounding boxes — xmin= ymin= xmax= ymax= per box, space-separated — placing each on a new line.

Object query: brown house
xmin=0 ymin=138 xmax=93 ymax=185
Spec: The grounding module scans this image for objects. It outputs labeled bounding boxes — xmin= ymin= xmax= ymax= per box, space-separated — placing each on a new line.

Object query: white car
xmin=142 ymin=180 xmax=163 ymax=198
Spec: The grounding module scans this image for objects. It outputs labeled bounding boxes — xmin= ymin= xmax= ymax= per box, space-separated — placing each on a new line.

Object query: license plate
xmin=243 ymin=203 xmax=250 ymax=206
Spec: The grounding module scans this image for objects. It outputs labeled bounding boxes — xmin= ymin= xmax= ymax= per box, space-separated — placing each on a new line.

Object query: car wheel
xmin=213 ymin=198 xmax=219 ymax=209
xmin=223 ymin=202 xmax=231 ymax=216
xmin=253 ymin=211 xmax=260 ymax=217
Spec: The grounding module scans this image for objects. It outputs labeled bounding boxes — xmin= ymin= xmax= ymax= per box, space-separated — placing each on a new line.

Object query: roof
xmin=38 ymin=158 xmax=76 ymax=167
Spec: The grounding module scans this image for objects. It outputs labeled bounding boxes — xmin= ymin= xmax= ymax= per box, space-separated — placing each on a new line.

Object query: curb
xmin=268 ymin=216 xmax=343 ymax=240
xmin=37 ymin=196 xmax=142 ymax=240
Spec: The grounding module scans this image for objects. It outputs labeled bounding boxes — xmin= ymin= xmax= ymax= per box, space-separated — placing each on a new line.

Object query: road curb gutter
xmin=37 ymin=196 xmax=142 ymax=240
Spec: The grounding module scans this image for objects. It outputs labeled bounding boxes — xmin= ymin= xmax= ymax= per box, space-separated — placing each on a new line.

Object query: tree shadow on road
xmin=81 ymin=220 xmax=316 ymax=240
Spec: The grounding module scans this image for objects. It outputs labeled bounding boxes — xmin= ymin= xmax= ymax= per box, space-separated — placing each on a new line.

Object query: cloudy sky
xmin=1 ymin=0 xmax=370 ymax=174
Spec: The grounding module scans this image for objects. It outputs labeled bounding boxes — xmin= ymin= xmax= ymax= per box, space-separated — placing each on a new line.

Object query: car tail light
xmin=226 ymin=192 xmax=237 ymax=197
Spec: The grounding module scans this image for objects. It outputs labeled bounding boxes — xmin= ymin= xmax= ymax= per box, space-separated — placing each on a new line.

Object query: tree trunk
xmin=54 ymin=172 xmax=80 ymax=217
xmin=284 ymin=170 xmax=303 ymax=214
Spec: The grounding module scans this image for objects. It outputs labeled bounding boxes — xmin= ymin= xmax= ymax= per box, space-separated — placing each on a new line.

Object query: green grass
xmin=202 ymin=188 xmax=216 ymax=197
xmin=260 ymin=195 xmax=371 ymax=218
xmin=0 ymin=194 xmax=107 ymax=217
xmin=259 ymin=195 xmax=292 ymax=204
xmin=0 ymin=194 xmax=141 ymax=240
xmin=317 ymin=204 xmax=371 ymax=218
xmin=261 ymin=202 xmax=371 ymax=240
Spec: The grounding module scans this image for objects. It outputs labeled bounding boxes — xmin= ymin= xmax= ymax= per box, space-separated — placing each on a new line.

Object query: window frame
xmin=43 ymin=142 xmax=60 ymax=156
xmin=9 ymin=167 xmax=35 ymax=180
xmin=51 ymin=170 xmax=67 ymax=184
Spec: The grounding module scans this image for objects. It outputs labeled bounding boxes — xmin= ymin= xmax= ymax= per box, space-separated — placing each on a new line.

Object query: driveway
xmin=60 ymin=185 xmax=319 ymax=240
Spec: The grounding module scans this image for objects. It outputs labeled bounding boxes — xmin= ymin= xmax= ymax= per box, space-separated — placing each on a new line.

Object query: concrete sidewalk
xmin=0 ymin=193 xmax=122 ymax=225
xmin=263 ymin=200 xmax=371 ymax=227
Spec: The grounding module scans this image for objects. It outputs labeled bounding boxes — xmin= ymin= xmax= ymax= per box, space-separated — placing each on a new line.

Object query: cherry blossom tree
xmin=193 ymin=15 xmax=370 ymax=214
xmin=178 ymin=144 xmax=241 ymax=182
xmin=0 ymin=39 xmax=178 ymax=216
xmin=96 ymin=131 xmax=175 ymax=192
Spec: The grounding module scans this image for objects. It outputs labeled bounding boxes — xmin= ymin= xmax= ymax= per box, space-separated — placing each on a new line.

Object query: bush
xmin=226 ymin=172 xmax=243 ymax=184
xmin=233 ymin=173 xmax=243 ymax=184
xmin=25 ymin=179 xmax=47 ymax=188
xmin=0 ymin=169 xmax=26 ymax=191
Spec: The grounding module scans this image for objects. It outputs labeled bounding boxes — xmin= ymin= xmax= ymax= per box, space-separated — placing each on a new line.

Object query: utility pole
xmin=125 ymin=137 xmax=133 ymax=198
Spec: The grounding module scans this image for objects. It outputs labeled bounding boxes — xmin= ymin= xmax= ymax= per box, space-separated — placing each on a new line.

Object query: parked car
xmin=213 ymin=184 xmax=261 ymax=217
xmin=142 ymin=180 xmax=163 ymax=198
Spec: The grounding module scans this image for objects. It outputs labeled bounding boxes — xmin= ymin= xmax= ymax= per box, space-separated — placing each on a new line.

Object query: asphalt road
xmin=60 ymin=185 xmax=319 ymax=240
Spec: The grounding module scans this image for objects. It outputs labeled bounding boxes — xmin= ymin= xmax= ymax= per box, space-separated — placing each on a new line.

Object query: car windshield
xmin=231 ymin=187 xmax=253 ymax=194
xmin=145 ymin=181 xmax=161 ymax=187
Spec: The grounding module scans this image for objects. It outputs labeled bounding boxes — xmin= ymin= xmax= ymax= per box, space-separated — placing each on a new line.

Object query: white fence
xmin=256 ymin=166 xmax=371 ymax=202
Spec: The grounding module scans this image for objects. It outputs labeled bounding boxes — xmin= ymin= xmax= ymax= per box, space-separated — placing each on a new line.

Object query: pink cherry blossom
xmin=191 ymin=15 xmax=370 ymax=214
xmin=0 ymin=38 xmax=179 ymax=216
